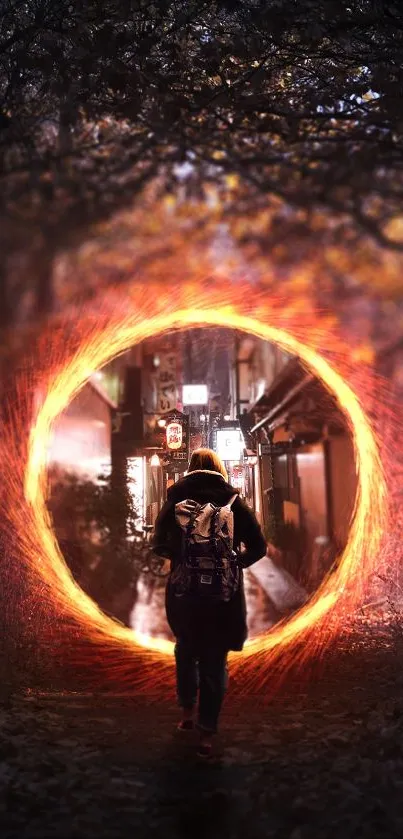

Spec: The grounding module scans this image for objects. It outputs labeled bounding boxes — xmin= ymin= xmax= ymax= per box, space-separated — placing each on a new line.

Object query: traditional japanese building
xmin=231 ymin=334 xmax=358 ymax=588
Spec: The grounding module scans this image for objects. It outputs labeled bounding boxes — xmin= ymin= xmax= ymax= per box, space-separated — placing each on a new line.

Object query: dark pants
xmin=174 ymin=640 xmax=228 ymax=734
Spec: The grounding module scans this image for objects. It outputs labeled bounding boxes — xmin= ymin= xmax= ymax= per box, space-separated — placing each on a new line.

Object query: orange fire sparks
xmin=1 ymin=280 xmax=390 ymax=695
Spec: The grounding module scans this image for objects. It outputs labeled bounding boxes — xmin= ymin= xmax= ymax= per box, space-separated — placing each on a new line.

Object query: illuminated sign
xmin=162 ymin=410 xmax=190 ymax=464
xmin=230 ymin=465 xmax=244 ymax=490
xmin=127 ymin=456 xmax=145 ymax=527
xmin=166 ymin=421 xmax=183 ymax=450
xmin=216 ymin=428 xmax=244 ymax=462
xmin=182 ymin=384 xmax=208 ymax=406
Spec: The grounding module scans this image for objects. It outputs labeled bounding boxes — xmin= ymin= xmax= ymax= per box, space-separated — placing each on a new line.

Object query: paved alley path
xmin=2 ymin=617 xmax=403 ymax=838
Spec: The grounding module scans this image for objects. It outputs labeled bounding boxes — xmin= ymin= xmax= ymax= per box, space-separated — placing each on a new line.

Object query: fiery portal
xmin=2 ymin=281 xmax=389 ymax=694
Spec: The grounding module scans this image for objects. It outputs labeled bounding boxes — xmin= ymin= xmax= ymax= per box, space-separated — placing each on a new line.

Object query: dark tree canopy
xmin=1 ymin=0 xmax=403 ymax=322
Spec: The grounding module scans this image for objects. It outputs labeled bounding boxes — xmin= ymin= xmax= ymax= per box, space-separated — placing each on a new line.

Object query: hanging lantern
xmin=166 ymin=421 xmax=183 ymax=450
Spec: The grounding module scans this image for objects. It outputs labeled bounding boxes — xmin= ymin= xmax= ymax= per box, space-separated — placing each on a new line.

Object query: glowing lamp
xmin=166 ymin=421 xmax=183 ymax=450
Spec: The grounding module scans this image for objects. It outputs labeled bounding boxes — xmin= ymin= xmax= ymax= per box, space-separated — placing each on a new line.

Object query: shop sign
xmin=182 ymin=384 xmax=208 ymax=406
xmin=259 ymin=442 xmax=292 ymax=456
xmin=161 ymin=411 xmax=190 ymax=464
xmin=216 ymin=427 xmax=243 ymax=462
xmin=166 ymin=421 xmax=183 ymax=450
xmin=230 ymin=465 xmax=244 ymax=490
xmin=157 ymin=352 xmax=177 ymax=413
xmin=259 ymin=443 xmax=271 ymax=456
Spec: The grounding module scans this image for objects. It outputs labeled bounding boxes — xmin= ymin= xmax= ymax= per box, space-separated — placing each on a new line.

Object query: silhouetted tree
xmin=1 ymin=0 xmax=403 ymax=326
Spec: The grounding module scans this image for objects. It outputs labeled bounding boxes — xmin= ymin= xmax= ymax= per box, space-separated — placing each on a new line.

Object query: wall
xmin=232 ymin=335 xmax=291 ymax=416
xmin=296 ymin=443 xmax=328 ymax=547
xmin=283 ymin=500 xmax=300 ymax=527
xmin=327 ymin=435 xmax=357 ymax=548
xmin=48 ymin=383 xmax=112 ymax=479
xmin=258 ymin=454 xmax=273 ymax=532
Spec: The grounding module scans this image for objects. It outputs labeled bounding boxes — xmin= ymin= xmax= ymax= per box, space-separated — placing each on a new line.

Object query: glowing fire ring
xmin=19 ymin=283 xmax=387 ymax=684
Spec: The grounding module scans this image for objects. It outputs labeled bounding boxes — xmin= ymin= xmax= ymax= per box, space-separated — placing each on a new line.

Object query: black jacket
xmin=153 ymin=469 xmax=267 ymax=652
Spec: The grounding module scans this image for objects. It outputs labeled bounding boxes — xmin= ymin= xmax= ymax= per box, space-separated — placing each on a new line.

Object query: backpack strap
xmin=227 ymin=494 xmax=238 ymax=509
xmin=185 ymin=501 xmax=200 ymax=540
xmin=209 ymin=505 xmax=220 ymax=557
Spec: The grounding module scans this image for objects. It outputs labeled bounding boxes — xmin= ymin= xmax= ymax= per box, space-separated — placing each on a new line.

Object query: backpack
xmin=171 ymin=495 xmax=239 ymax=601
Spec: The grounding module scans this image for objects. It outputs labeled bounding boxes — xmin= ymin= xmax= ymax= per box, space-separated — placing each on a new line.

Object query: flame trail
xmin=1 ymin=280 xmax=392 ymax=696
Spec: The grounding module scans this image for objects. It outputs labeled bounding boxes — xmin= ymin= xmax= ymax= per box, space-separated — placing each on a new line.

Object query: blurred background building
xmin=47 ymin=326 xmax=367 ymax=635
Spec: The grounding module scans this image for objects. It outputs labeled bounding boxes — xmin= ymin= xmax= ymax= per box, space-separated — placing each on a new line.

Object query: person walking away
xmin=153 ymin=448 xmax=266 ymax=757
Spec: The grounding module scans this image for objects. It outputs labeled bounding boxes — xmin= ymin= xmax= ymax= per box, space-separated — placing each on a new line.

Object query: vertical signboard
xmin=156 ymin=351 xmax=177 ymax=414
xmin=127 ymin=456 xmax=145 ymax=529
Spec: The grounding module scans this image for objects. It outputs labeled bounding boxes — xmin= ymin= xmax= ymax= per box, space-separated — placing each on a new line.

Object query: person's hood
xmin=167 ymin=469 xmax=239 ymax=505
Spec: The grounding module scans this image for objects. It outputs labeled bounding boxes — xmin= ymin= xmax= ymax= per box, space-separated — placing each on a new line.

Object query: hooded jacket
xmin=153 ymin=469 xmax=267 ymax=652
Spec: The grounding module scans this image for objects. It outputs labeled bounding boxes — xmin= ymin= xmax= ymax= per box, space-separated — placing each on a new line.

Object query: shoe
xmin=177 ymin=719 xmax=194 ymax=731
xmin=196 ymin=742 xmax=212 ymax=758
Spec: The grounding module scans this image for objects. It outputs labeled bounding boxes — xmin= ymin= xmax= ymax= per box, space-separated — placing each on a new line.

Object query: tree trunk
xmin=0 ymin=262 xmax=12 ymax=334
xmin=0 ymin=342 xmax=44 ymax=693
xmin=33 ymin=246 xmax=55 ymax=317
